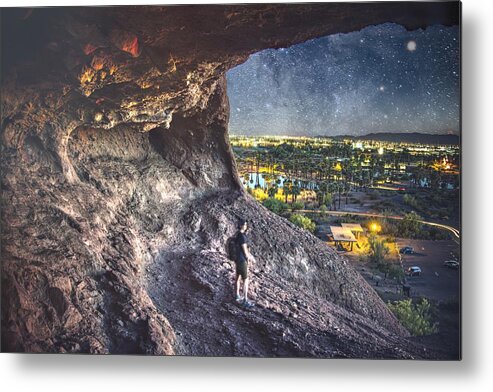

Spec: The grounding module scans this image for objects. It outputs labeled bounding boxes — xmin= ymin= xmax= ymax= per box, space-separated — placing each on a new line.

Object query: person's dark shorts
xmin=235 ymin=260 xmax=248 ymax=279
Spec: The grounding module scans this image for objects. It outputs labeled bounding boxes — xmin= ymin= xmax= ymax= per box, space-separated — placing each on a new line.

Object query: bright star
xmin=406 ymin=40 xmax=417 ymax=51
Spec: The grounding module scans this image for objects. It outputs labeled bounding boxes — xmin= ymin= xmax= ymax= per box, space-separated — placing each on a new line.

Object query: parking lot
xmin=397 ymin=239 xmax=460 ymax=302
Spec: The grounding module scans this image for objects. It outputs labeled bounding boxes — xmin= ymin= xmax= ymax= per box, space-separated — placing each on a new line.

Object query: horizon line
xmin=229 ymin=131 xmax=461 ymax=138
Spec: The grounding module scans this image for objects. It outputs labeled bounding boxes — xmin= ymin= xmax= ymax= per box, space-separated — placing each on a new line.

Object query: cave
xmin=1 ymin=3 xmax=459 ymax=357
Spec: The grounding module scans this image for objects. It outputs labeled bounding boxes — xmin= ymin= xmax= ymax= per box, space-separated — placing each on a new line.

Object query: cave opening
xmin=1 ymin=4 xmax=460 ymax=357
xmin=224 ymin=22 xmax=459 ymax=201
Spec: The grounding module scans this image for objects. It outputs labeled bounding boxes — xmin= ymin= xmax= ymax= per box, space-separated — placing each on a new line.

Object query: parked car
xmin=443 ymin=260 xmax=460 ymax=269
xmin=400 ymin=246 xmax=414 ymax=254
xmin=407 ymin=266 xmax=422 ymax=276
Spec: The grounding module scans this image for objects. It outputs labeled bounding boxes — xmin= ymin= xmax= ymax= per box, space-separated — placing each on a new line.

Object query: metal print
xmin=0 ymin=2 xmax=461 ymax=358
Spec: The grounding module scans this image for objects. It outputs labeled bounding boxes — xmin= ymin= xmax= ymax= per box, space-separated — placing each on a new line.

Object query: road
xmin=297 ymin=209 xmax=460 ymax=242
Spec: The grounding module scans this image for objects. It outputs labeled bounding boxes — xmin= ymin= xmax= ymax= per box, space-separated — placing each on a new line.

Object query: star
xmin=406 ymin=40 xmax=417 ymax=52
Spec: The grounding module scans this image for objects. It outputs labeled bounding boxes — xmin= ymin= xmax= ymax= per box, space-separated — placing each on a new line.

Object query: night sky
xmin=226 ymin=23 xmax=459 ymax=137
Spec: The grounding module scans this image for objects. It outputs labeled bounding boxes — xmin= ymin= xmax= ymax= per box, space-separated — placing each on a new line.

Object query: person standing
xmin=234 ymin=219 xmax=255 ymax=308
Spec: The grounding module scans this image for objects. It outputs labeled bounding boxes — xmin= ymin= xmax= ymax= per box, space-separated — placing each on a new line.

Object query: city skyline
xmin=227 ymin=23 xmax=459 ymax=137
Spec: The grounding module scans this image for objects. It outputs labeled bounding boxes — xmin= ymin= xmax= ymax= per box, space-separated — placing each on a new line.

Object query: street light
xmin=370 ymin=222 xmax=381 ymax=233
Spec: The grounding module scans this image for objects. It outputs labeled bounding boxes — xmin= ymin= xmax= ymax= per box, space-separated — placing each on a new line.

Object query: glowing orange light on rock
xmin=110 ymin=29 xmax=141 ymax=58
xmin=121 ymin=36 xmax=140 ymax=58
xmin=91 ymin=56 xmax=105 ymax=71
xmin=79 ymin=66 xmax=96 ymax=84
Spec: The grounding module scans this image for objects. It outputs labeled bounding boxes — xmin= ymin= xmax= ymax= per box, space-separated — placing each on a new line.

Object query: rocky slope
xmin=1 ymin=4 xmax=459 ymax=356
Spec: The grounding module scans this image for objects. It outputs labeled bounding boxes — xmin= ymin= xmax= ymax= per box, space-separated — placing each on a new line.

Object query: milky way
xmin=226 ymin=23 xmax=460 ymax=137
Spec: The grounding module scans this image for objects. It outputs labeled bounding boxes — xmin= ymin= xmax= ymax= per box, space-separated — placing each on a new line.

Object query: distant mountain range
xmin=329 ymin=132 xmax=460 ymax=145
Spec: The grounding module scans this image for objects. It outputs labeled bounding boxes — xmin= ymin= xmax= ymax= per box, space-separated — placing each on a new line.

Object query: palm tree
xmin=316 ymin=180 xmax=328 ymax=207
xmin=291 ymin=183 xmax=301 ymax=203
xmin=283 ymin=180 xmax=292 ymax=204
xmin=255 ymin=152 xmax=261 ymax=188
xmin=327 ymin=182 xmax=338 ymax=210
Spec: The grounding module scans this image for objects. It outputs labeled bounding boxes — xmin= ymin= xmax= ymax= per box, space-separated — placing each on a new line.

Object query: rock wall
xmin=1 ymin=4 xmax=459 ymax=356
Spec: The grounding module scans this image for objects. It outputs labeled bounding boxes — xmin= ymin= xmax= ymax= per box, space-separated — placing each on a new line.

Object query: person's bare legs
xmin=243 ymin=278 xmax=249 ymax=302
xmin=235 ymin=274 xmax=242 ymax=299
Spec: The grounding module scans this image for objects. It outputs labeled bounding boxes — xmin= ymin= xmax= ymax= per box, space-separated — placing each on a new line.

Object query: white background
xmin=1 ymin=0 xmax=491 ymax=391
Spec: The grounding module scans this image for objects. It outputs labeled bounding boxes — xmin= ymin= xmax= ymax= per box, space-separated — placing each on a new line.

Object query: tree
xmin=387 ymin=264 xmax=405 ymax=282
xmin=282 ymin=180 xmax=292 ymax=204
xmin=289 ymin=214 xmax=316 ymax=233
xmin=430 ymin=169 xmax=442 ymax=190
xmin=323 ymin=193 xmax=333 ymax=208
xmin=263 ymin=173 xmax=273 ymax=191
xmin=262 ymin=198 xmax=288 ymax=214
xmin=291 ymin=183 xmax=301 ymax=203
xmin=387 ymin=298 xmax=438 ymax=336
xmin=325 ymin=182 xmax=338 ymax=210
xmin=292 ymin=201 xmax=304 ymax=211
xmin=367 ymin=233 xmax=389 ymax=264
xmin=316 ymin=181 xmax=329 ymax=207
xmin=267 ymin=184 xmax=278 ymax=198
xmin=342 ymin=166 xmax=352 ymax=205
xmin=398 ymin=211 xmax=422 ymax=238
xmin=403 ymin=194 xmax=419 ymax=209
xmin=255 ymin=151 xmax=261 ymax=187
